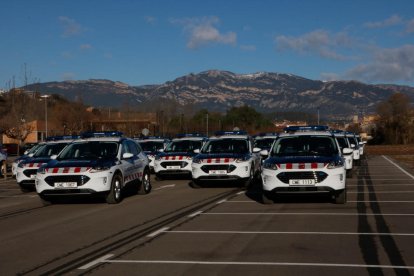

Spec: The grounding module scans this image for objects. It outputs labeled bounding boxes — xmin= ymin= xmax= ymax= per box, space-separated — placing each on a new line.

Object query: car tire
xmin=138 ymin=169 xmax=151 ymax=195
xmin=242 ymin=168 xmax=254 ymax=188
xmin=106 ymin=173 xmax=123 ymax=204
xmin=334 ymin=189 xmax=347 ymax=204
xmin=262 ymin=191 xmax=274 ymax=204
xmin=191 ymin=180 xmax=202 ymax=188
xmin=19 ymin=186 xmax=33 ymax=193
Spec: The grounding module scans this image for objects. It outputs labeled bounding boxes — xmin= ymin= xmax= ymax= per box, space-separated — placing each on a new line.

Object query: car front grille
xmin=44 ymin=175 xmax=91 ymax=187
xmin=200 ymin=165 xmax=237 ymax=173
xmin=277 ymin=171 xmax=328 ymax=184
xmin=160 ymin=161 xmax=188 ymax=168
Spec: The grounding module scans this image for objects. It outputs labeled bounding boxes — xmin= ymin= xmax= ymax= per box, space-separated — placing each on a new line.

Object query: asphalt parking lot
xmin=1 ymin=154 xmax=414 ymax=275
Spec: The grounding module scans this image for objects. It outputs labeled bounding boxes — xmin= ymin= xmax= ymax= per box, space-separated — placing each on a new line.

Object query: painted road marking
xmin=166 ymin=230 xmax=414 ymax=236
xmin=100 ymin=259 xmax=414 ymax=270
xmin=147 ymin=227 xmax=170 ymax=238
xmin=188 ymin=211 xmax=203 ymax=218
xmin=154 ymin=184 xmax=176 ymax=191
xmin=78 ymin=254 xmax=114 ymax=270
xmin=383 ymin=155 xmax=414 ymax=180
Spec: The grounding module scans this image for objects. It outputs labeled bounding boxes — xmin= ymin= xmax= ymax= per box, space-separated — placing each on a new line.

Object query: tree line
xmin=0 ymin=89 xmax=412 ymax=146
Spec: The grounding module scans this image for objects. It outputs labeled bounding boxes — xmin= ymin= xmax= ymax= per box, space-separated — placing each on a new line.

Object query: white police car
xmin=12 ymin=143 xmax=45 ymax=177
xmin=345 ymin=132 xmax=361 ymax=165
xmin=154 ymin=134 xmax=206 ymax=179
xmin=332 ymin=130 xmax=354 ymax=178
xmin=16 ymin=137 xmax=77 ymax=192
xmin=191 ymin=131 xmax=262 ymax=187
xmin=254 ymin=132 xmax=278 ymax=163
xmin=136 ymin=137 xmax=170 ymax=172
xmin=261 ymin=126 xmax=352 ymax=204
xmin=35 ymin=132 xmax=151 ymax=204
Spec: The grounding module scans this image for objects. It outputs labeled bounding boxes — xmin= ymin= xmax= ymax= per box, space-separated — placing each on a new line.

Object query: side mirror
xmin=24 ymin=150 xmax=29 ymax=155
xmin=122 ymin=152 xmax=134 ymax=159
xmin=194 ymin=149 xmax=200 ymax=154
xmin=28 ymin=153 xmax=34 ymax=157
xmin=253 ymin=147 xmax=261 ymax=153
xmin=342 ymin=148 xmax=353 ymax=155
xmin=260 ymin=149 xmax=269 ymax=156
xmin=50 ymin=155 xmax=58 ymax=160
xmin=158 ymin=149 xmax=164 ymax=153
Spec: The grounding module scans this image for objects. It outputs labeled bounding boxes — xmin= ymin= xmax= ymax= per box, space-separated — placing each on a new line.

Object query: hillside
xmin=24 ymin=70 xmax=414 ymax=118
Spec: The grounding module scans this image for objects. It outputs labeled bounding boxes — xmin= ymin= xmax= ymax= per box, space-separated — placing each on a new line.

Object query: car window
xmin=272 ymin=136 xmax=338 ymax=157
xmin=127 ymin=140 xmax=139 ymax=155
xmin=202 ymin=139 xmax=249 ymax=154
xmin=139 ymin=141 xmax=164 ymax=152
xmin=58 ymin=141 xmax=118 ymax=160
xmin=164 ymin=140 xmax=202 ymax=153
xmin=33 ymin=143 xmax=69 ymax=157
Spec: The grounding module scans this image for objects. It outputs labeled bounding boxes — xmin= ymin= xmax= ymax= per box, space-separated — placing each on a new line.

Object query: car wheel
xmin=262 ymin=191 xmax=274 ymax=204
xmin=191 ymin=179 xmax=202 ymax=188
xmin=106 ymin=173 xmax=123 ymax=204
xmin=334 ymin=189 xmax=347 ymax=204
xmin=346 ymin=169 xmax=353 ymax=178
xmin=138 ymin=169 xmax=151 ymax=195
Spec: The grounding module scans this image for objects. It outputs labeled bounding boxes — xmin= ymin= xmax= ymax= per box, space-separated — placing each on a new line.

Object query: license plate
xmin=166 ymin=166 xmax=181 ymax=170
xmin=55 ymin=182 xmax=77 ymax=188
xmin=289 ymin=179 xmax=315 ymax=186
xmin=209 ymin=170 xmax=227 ymax=175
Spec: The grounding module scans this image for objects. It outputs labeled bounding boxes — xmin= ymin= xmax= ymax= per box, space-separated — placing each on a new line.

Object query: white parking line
xmin=0 ymin=195 xmax=38 ymax=198
xmin=188 ymin=211 xmax=203 ymax=218
xmin=147 ymin=227 xmax=170 ymax=238
xmin=102 ymin=259 xmax=414 ymax=270
xmin=78 ymin=254 xmax=114 ymax=270
xmin=166 ymin=230 xmax=414 ymax=236
xmin=216 ymin=199 xmax=227 ymax=205
xmin=383 ymin=155 xmax=414 ymax=180
xmin=348 ymin=191 xmax=414 ymax=194
xmin=222 ymin=200 xmax=414 ymax=203
xmin=154 ymin=184 xmax=176 ymax=191
xmin=203 ymin=212 xmax=414 ymax=216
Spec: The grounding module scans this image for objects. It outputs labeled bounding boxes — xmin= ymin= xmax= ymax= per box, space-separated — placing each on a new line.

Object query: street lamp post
xmin=40 ymin=95 xmax=50 ymax=140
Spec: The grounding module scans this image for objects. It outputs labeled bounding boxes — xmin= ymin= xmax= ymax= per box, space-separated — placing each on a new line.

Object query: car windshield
xmin=254 ymin=138 xmax=275 ymax=149
xmin=202 ymin=139 xmax=249 ymax=154
xmin=58 ymin=141 xmax=119 ymax=160
xmin=336 ymin=137 xmax=348 ymax=150
xmin=33 ymin=143 xmax=69 ymax=158
xmin=139 ymin=141 xmax=164 ymax=152
xmin=164 ymin=140 xmax=202 ymax=153
xmin=271 ymin=135 xmax=338 ymax=157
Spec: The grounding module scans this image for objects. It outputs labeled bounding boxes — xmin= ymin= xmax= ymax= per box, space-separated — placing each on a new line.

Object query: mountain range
xmin=24 ymin=70 xmax=414 ymax=119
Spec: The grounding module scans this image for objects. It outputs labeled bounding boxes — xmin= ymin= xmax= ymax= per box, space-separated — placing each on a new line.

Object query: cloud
xmin=346 ymin=45 xmax=414 ymax=83
xmin=275 ymin=30 xmax=353 ymax=60
xmin=364 ymin=14 xmax=403 ymax=29
xmin=406 ymin=18 xmax=414 ymax=33
xmin=144 ymin=16 xmax=157 ymax=25
xmin=58 ymin=16 xmax=86 ymax=37
xmin=171 ymin=16 xmax=237 ymax=49
xmin=79 ymin=44 xmax=92 ymax=50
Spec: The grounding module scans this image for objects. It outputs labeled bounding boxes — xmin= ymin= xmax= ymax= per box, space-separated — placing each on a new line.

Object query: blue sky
xmin=1 ymin=0 xmax=414 ymax=88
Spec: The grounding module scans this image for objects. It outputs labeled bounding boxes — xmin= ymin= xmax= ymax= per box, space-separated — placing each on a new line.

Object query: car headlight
xmin=90 ymin=166 xmax=111 ymax=173
xmin=327 ymin=159 xmax=344 ymax=169
xmin=263 ymin=162 xmax=278 ymax=170
xmin=18 ymin=162 xmax=25 ymax=168
xmin=155 ymin=155 xmax=161 ymax=161
xmin=192 ymin=158 xmax=201 ymax=164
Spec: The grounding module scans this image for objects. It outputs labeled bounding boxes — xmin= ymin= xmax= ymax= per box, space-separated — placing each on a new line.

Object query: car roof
xmin=209 ymin=135 xmax=249 ymax=140
xmin=278 ymin=131 xmax=333 ymax=137
xmin=72 ymin=137 xmax=124 ymax=143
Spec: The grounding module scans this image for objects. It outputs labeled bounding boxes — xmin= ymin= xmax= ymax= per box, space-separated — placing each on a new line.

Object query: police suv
xmin=12 ymin=143 xmax=45 ymax=177
xmin=345 ymin=132 xmax=361 ymax=165
xmin=261 ymin=126 xmax=352 ymax=204
xmin=16 ymin=136 xmax=77 ymax=192
xmin=136 ymin=136 xmax=170 ymax=172
xmin=191 ymin=131 xmax=262 ymax=187
xmin=154 ymin=134 xmax=206 ymax=179
xmin=254 ymin=133 xmax=278 ymax=163
xmin=35 ymin=132 xmax=151 ymax=204
xmin=332 ymin=130 xmax=354 ymax=177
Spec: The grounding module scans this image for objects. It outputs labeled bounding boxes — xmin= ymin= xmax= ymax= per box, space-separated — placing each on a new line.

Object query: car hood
xmin=45 ymin=159 xmax=116 ymax=168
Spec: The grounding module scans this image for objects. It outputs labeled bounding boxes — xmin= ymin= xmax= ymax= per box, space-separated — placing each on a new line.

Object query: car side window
xmin=127 ymin=140 xmax=139 ymax=156
xmin=121 ymin=141 xmax=131 ymax=155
